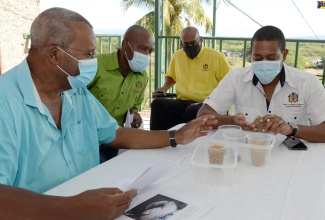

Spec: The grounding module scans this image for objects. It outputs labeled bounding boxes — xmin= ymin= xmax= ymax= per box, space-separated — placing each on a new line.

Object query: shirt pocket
xmin=69 ymin=119 xmax=97 ymax=155
xmin=282 ymin=110 xmax=305 ymax=125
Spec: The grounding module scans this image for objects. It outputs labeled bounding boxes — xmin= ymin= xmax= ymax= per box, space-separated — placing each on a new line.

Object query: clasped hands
xmin=234 ymin=113 xmax=292 ymax=136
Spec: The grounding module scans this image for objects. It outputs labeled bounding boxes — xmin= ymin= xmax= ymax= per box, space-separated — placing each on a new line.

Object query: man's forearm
xmin=0 ymin=185 xmax=73 ymax=220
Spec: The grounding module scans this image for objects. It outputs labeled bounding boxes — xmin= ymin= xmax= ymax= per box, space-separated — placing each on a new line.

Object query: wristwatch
xmin=169 ymin=130 xmax=177 ymax=147
xmin=287 ymin=122 xmax=298 ymax=137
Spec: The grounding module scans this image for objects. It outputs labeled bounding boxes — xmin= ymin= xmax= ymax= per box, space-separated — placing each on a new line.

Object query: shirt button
xmin=117 ymin=107 xmax=119 ymax=109
xmin=121 ymin=92 xmax=124 ymax=94
xmin=269 ymin=111 xmax=271 ymax=113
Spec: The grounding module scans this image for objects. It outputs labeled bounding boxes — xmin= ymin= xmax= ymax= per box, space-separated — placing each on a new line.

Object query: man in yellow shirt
xmin=150 ymin=27 xmax=231 ymax=130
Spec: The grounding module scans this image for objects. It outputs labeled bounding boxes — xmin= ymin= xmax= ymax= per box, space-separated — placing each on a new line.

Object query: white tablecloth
xmin=46 ymin=131 xmax=325 ymax=220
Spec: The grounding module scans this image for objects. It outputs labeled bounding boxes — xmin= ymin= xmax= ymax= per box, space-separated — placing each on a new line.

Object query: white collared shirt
xmin=204 ymin=63 xmax=325 ymax=125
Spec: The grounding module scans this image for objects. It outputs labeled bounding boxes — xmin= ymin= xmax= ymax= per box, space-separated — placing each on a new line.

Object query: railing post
xmin=154 ymin=0 xmax=162 ymax=90
xmin=99 ymin=36 xmax=103 ymax=54
xmin=322 ymin=58 xmax=325 ymax=85
xmin=242 ymin=40 xmax=247 ymax=67
xmin=212 ymin=0 xmax=217 ymax=48
xmin=294 ymin=42 xmax=299 ymax=68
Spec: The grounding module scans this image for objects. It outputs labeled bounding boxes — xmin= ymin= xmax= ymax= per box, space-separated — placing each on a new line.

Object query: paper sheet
xmin=124 ymin=109 xmax=134 ymax=128
xmin=123 ymin=156 xmax=185 ymax=191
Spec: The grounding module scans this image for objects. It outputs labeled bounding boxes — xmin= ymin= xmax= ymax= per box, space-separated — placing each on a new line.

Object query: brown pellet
xmin=208 ymin=145 xmax=225 ymax=164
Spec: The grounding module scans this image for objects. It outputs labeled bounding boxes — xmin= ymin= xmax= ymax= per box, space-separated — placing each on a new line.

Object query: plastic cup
xmin=223 ymin=130 xmax=247 ymax=143
xmin=208 ymin=145 xmax=225 ymax=164
xmin=212 ymin=125 xmax=242 ymax=140
xmin=246 ymin=133 xmax=274 ymax=166
xmin=218 ymin=125 xmax=242 ymax=130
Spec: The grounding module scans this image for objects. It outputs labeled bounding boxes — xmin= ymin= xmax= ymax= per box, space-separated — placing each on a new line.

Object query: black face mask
xmin=183 ymin=44 xmax=201 ymax=59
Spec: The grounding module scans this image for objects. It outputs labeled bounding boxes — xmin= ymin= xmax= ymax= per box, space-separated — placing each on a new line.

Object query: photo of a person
xmin=124 ymin=194 xmax=187 ymax=220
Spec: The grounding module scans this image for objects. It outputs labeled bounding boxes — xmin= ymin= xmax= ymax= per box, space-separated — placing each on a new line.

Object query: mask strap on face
xmin=125 ymin=41 xmax=134 ymax=61
xmin=127 ymin=41 xmax=135 ymax=53
xmin=57 ymin=47 xmax=78 ymax=62
xmin=56 ymin=64 xmax=70 ymax=77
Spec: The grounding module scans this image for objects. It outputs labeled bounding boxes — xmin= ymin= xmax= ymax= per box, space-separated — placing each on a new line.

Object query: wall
xmin=0 ymin=0 xmax=39 ymax=73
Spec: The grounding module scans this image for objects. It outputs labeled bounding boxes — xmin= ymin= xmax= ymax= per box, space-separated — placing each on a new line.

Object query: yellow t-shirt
xmin=166 ymin=46 xmax=231 ymax=102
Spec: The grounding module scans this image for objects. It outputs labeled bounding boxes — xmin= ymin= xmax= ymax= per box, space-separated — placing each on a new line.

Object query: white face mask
xmin=125 ymin=42 xmax=150 ymax=72
xmin=56 ymin=47 xmax=97 ymax=89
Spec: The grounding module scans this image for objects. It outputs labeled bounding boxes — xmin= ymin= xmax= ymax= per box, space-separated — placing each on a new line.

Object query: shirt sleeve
xmin=215 ymin=51 xmax=231 ymax=82
xmin=88 ymin=92 xmax=119 ymax=144
xmin=305 ymin=74 xmax=325 ymax=125
xmin=0 ymin=109 xmax=19 ymax=186
xmin=204 ymin=70 xmax=236 ymax=115
xmin=165 ymin=53 xmax=177 ymax=81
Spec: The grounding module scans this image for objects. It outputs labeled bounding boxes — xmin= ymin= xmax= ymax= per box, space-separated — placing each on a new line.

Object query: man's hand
xmin=152 ymin=86 xmax=168 ymax=97
xmin=131 ymin=112 xmax=142 ymax=129
xmin=234 ymin=113 xmax=256 ymax=131
xmin=259 ymin=114 xmax=292 ymax=135
xmin=175 ymin=115 xmax=218 ymax=145
xmin=72 ymin=188 xmax=137 ymax=220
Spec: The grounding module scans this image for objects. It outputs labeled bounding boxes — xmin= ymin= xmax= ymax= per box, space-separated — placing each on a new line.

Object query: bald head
xmin=124 ymin=25 xmax=152 ymax=40
xmin=181 ymin=27 xmax=200 ymax=39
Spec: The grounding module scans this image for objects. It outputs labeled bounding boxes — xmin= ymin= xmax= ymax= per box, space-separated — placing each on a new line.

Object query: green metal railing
xmin=96 ymin=35 xmax=325 ymax=110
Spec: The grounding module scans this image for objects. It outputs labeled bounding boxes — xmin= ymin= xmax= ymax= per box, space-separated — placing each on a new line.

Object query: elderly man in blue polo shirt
xmin=0 ymin=7 xmax=218 ymax=219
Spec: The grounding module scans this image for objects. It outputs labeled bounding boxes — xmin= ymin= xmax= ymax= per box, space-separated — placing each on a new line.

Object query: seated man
xmin=198 ymin=25 xmax=325 ymax=142
xmin=150 ymin=26 xmax=231 ymax=130
xmin=88 ymin=25 xmax=154 ymax=161
xmin=0 ymin=8 xmax=218 ymax=219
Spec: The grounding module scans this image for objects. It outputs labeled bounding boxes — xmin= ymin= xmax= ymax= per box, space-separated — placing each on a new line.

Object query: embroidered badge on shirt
xmin=136 ymin=81 xmax=143 ymax=90
xmin=288 ymin=92 xmax=299 ymax=103
xmin=201 ymin=64 xmax=209 ymax=71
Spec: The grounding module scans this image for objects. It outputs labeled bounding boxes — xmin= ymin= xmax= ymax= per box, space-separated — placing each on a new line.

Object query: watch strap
xmin=169 ymin=130 xmax=177 ymax=147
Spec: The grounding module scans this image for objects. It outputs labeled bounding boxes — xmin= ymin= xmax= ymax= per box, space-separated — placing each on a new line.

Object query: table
xmin=45 ymin=130 xmax=325 ymax=220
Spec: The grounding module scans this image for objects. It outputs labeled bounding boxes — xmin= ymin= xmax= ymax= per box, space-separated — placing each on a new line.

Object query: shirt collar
xmin=18 ymin=58 xmax=75 ymax=113
xmin=106 ymin=50 xmax=119 ymax=70
xmin=17 ymin=59 xmax=41 ymax=110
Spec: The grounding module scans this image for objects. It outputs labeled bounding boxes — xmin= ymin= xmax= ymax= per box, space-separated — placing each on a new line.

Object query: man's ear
xmin=121 ymin=40 xmax=128 ymax=48
xmin=46 ymin=46 xmax=59 ymax=65
xmin=282 ymin=49 xmax=289 ymax=61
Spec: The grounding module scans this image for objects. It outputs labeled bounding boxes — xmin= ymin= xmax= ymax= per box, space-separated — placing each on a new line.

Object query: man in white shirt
xmin=198 ymin=25 xmax=325 ymax=142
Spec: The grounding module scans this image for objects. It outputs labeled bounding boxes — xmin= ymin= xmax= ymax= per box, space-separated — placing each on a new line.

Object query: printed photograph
xmin=124 ymin=194 xmax=188 ymax=220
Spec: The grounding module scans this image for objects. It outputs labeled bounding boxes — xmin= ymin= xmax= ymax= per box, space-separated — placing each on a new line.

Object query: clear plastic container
xmin=211 ymin=125 xmax=242 ymax=141
xmin=190 ymin=141 xmax=237 ymax=185
xmin=210 ymin=132 xmax=276 ymax=166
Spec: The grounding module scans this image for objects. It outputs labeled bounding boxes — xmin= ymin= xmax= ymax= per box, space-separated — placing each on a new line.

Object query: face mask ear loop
xmin=125 ymin=41 xmax=135 ymax=61
xmin=56 ymin=64 xmax=70 ymax=77
xmin=57 ymin=47 xmax=79 ymax=62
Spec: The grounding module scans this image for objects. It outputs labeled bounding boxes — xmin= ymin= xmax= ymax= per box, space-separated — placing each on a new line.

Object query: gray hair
xmin=30 ymin=7 xmax=93 ymax=50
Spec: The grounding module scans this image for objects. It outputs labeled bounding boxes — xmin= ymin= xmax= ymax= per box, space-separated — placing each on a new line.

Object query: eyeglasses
xmin=180 ymin=38 xmax=200 ymax=48
xmin=67 ymin=47 xmax=96 ymax=59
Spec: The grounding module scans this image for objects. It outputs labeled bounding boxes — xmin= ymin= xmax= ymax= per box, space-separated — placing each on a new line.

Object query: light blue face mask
xmin=56 ymin=47 xmax=97 ymax=89
xmin=125 ymin=42 xmax=150 ymax=72
xmin=252 ymin=60 xmax=281 ymax=85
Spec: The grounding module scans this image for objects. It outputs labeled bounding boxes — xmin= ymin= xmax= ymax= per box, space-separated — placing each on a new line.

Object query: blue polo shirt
xmin=0 ymin=59 xmax=119 ymax=193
